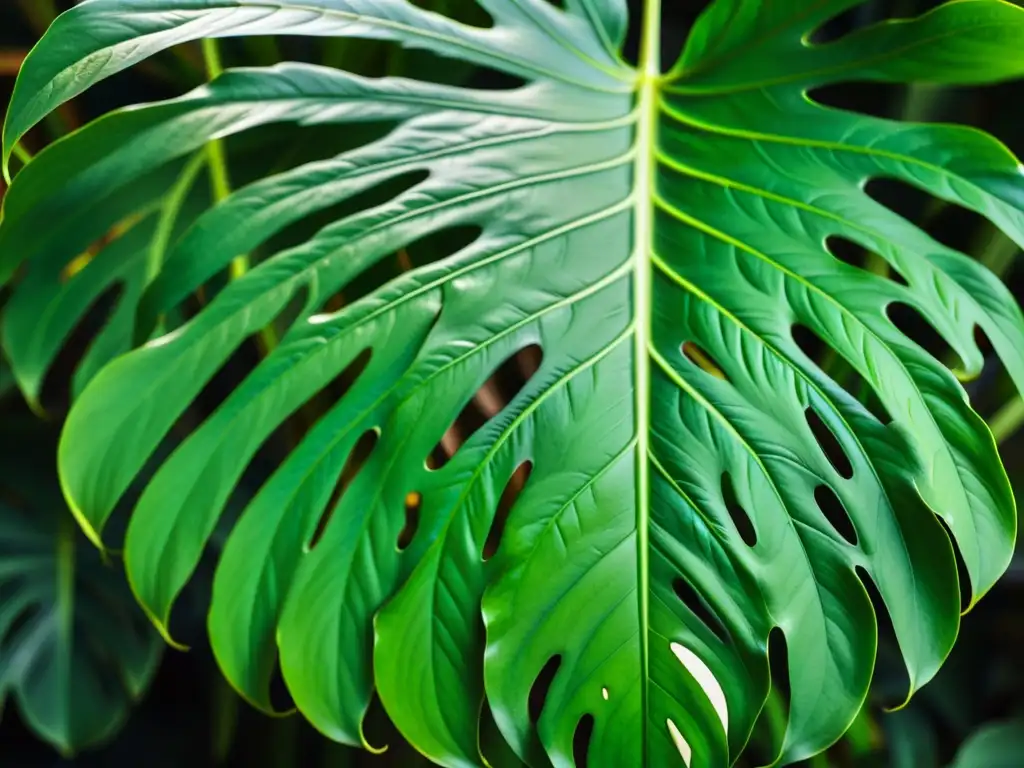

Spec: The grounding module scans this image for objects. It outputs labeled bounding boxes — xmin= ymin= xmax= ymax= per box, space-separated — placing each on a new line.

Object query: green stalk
xmin=200 ymin=39 xmax=246 ymax=279
xmin=990 ymin=397 xmax=1024 ymax=445
xmin=147 ymin=152 xmax=207 ymax=284
xmin=11 ymin=141 xmax=32 ymax=167
xmin=210 ymin=674 xmax=239 ymax=764
xmin=198 ymin=38 xmax=279 ymax=351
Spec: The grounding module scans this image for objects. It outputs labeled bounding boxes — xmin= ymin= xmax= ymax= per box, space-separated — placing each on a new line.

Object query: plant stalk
xmin=200 ymin=38 xmax=246 ymax=279
xmin=990 ymin=397 xmax=1024 ymax=445
xmin=11 ymin=141 xmax=32 ymax=167
xmin=147 ymin=152 xmax=207 ymax=284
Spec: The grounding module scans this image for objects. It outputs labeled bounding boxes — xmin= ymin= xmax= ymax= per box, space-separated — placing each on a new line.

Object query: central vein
xmin=634 ymin=0 xmax=661 ymax=763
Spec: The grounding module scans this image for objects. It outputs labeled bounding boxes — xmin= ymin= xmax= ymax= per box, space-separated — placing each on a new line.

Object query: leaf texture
xmin=2 ymin=0 xmax=1024 ymax=765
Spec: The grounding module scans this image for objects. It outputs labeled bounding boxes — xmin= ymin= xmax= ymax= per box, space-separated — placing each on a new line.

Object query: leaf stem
xmin=11 ymin=141 xmax=32 ymax=167
xmin=210 ymin=673 xmax=239 ymax=764
xmin=634 ymin=0 xmax=661 ymax=761
xmin=148 ymin=152 xmax=207 ymax=284
xmin=990 ymin=397 xmax=1024 ymax=445
xmin=200 ymin=38 xmax=246 ymax=278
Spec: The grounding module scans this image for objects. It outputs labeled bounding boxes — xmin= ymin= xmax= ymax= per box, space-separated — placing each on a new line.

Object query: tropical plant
xmin=0 ymin=420 xmax=161 ymax=756
xmin=2 ymin=0 xmax=1024 ymax=766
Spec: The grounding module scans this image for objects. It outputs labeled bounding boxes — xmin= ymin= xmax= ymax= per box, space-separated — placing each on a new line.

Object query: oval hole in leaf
xmin=429 ymin=343 xmax=543 ymax=469
xmin=814 ymin=484 xmax=858 ymax=546
xmin=666 ymin=719 xmax=692 ymax=767
xmin=572 ymin=714 xmax=594 ymax=768
xmin=670 ymin=642 xmax=729 ymax=733
xmin=721 ymin=472 xmax=756 ymax=547
xmin=528 ymin=655 xmax=562 ymax=724
xmin=483 ymin=460 xmax=532 ymax=561
xmin=805 ymin=406 xmax=854 ymax=479
xmin=672 ymin=576 xmax=729 ymax=643
xmin=681 ymin=341 xmax=727 ymax=380
xmin=824 ymin=235 xmax=908 ymax=286
xmin=397 ymin=491 xmax=421 ymax=551
xmin=886 ymin=301 xmax=966 ymax=375
xmin=791 ymin=324 xmax=892 ymax=425
xmin=309 ymin=428 xmax=379 ymax=550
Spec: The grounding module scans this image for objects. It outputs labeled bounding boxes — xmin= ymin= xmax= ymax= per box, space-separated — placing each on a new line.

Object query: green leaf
xmin=949 ymin=717 xmax=1024 ymax=768
xmin=2 ymin=0 xmax=1024 ymax=765
xmin=0 ymin=431 xmax=161 ymax=755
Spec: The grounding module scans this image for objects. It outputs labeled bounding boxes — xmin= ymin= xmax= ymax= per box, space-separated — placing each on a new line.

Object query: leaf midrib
xmin=634 ymin=0 xmax=661 ymax=761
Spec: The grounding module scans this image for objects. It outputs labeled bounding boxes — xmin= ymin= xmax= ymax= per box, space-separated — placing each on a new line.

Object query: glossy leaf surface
xmin=2 ymin=0 xmax=1024 ymax=765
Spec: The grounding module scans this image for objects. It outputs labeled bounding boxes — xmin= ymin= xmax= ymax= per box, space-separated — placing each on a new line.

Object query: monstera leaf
xmin=2 ymin=0 xmax=1024 ymax=765
xmin=0 ymin=431 xmax=161 ymax=754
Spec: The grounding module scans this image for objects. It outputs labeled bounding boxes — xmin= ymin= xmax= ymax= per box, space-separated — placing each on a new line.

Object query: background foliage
xmin=1 ymin=1 xmax=1023 ymax=766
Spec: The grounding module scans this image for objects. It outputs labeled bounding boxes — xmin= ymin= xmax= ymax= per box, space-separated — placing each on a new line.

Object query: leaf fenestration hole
xmin=791 ymin=324 xmax=892 ymax=425
xmin=309 ymin=428 xmax=379 ymax=550
xmin=886 ymin=301 xmax=966 ymax=375
xmin=429 ymin=343 xmax=543 ymax=470
xmin=721 ymin=472 xmax=756 ymax=547
xmin=670 ymin=642 xmax=729 ymax=733
xmin=672 ymin=576 xmax=729 ymax=643
xmin=483 ymin=460 xmax=532 ymax=561
xmin=824 ymin=235 xmax=909 ymax=286
xmin=805 ymin=406 xmax=854 ymax=479
xmin=814 ymin=484 xmax=858 ymax=546
xmin=681 ymin=341 xmax=727 ymax=380
xmin=397 ymin=491 xmax=421 ymax=551
xmin=572 ymin=714 xmax=594 ymax=768
xmin=528 ymin=655 xmax=562 ymax=724
xmin=666 ymin=719 xmax=693 ymax=767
